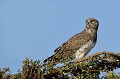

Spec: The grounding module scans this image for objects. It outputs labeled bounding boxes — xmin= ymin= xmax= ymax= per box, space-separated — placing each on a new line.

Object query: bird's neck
xmin=85 ymin=27 xmax=97 ymax=34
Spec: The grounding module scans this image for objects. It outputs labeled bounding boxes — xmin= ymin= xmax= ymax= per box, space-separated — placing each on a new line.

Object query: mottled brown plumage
xmin=44 ymin=18 xmax=99 ymax=65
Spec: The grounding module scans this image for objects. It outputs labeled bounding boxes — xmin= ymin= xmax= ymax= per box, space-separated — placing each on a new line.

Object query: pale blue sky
xmin=0 ymin=0 xmax=120 ymax=74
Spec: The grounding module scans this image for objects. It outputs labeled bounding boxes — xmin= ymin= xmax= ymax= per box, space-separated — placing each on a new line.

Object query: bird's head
xmin=85 ymin=18 xmax=99 ymax=33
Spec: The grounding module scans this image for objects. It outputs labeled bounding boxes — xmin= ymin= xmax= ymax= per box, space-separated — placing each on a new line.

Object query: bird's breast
xmin=75 ymin=40 xmax=95 ymax=60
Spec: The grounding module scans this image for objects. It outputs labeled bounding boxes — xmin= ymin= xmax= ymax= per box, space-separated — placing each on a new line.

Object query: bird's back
xmin=44 ymin=29 xmax=96 ymax=63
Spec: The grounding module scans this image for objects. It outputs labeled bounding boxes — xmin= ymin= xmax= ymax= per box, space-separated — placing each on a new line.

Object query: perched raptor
xmin=44 ymin=18 xmax=99 ymax=65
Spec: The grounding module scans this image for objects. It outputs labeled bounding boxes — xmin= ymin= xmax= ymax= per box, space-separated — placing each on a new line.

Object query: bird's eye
xmin=86 ymin=20 xmax=89 ymax=24
xmin=91 ymin=20 xmax=95 ymax=23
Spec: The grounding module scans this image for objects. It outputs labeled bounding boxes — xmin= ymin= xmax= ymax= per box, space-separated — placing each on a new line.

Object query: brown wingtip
xmin=43 ymin=54 xmax=54 ymax=63
xmin=54 ymin=46 xmax=61 ymax=53
xmin=54 ymin=42 xmax=66 ymax=53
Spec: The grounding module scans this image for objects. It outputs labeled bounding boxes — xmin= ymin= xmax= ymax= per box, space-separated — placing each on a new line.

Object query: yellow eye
xmin=91 ymin=20 xmax=95 ymax=23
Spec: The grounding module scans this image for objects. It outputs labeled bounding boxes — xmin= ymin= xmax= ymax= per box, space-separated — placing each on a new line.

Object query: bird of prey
xmin=44 ymin=18 xmax=99 ymax=65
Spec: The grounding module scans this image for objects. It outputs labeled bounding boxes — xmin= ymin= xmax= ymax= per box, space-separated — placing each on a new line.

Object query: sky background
xmin=0 ymin=0 xmax=120 ymax=74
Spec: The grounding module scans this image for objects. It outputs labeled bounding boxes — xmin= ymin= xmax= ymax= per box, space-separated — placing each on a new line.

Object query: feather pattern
xmin=44 ymin=18 xmax=99 ymax=65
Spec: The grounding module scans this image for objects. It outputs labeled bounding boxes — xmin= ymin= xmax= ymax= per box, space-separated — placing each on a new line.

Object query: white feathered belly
xmin=75 ymin=40 xmax=95 ymax=60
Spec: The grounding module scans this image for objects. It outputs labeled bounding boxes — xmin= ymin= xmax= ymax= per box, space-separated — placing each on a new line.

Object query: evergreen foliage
xmin=0 ymin=51 xmax=120 ymax=79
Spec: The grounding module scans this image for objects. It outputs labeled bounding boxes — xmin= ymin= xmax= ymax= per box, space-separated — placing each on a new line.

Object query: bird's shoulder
xmin=66 ymin=29 xmax=92 ymax=47
xmin=54 ymin=29 xmax=92 ymax=53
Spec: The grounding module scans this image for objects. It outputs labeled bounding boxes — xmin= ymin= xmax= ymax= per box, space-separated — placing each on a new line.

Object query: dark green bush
xmin=1 ymin=51 xmax=120 ymax=79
